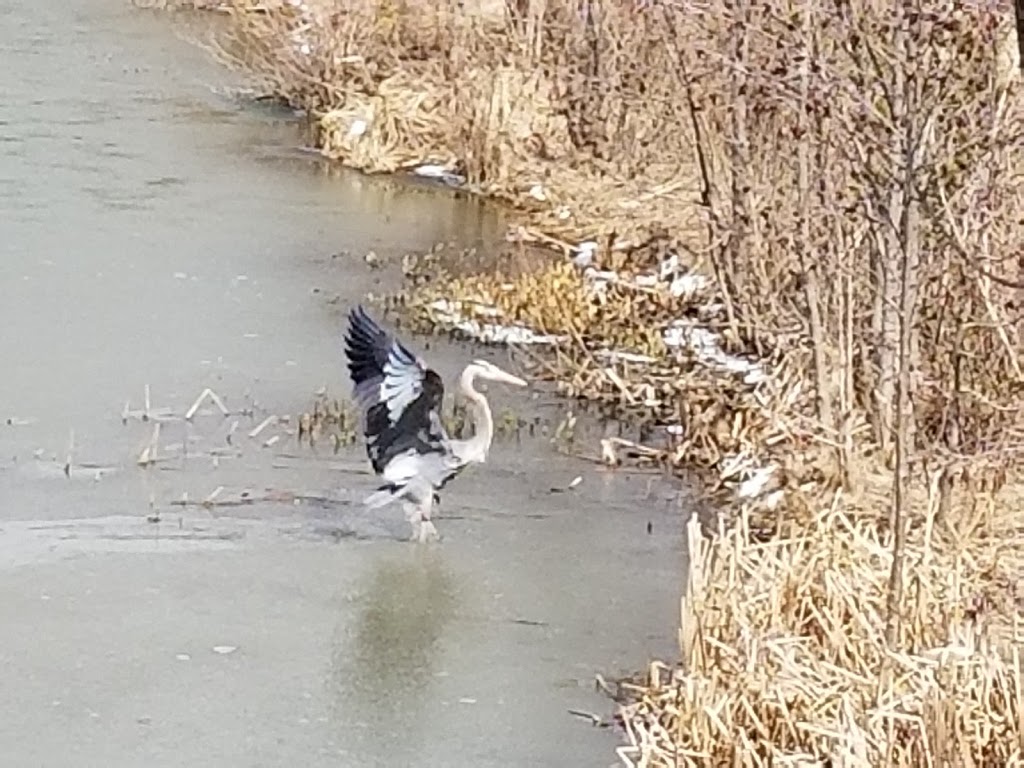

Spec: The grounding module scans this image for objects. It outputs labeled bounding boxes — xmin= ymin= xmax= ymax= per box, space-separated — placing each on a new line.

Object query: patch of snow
xmin=348 ymin=119 xmax=368 ymax=138
xmin=716 ymin=451 xmax=782 ymax=507
xmin=594 ymin=349 xmax=657 ymax=365
xmin=412 ymin=165 xmax=467 ymax=187
xmin=737 ymin=464 xmax=778 ymax=499
xmin=662 ymin=321 xmax=768 ymax=385
xmin=427 ymin=299 xmax=565 ymax=345
xmin=659 ymin=253 xmax=679 ymax=280
xmin=669 ymin=274 xmax=709 ymax=298
xmin=572 ymin=241 xmax=598 ymax=267
xmin=575 ymin=248 xmax=710 ymax=306
xmin=460 ymin=321 xmax=564 ymax=345
xmin=581 ymin=267 xmax=619 ymax=297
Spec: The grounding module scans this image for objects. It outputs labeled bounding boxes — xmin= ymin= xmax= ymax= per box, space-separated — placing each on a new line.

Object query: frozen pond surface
xmin=0 ymin=2 xmax=689 ymax=766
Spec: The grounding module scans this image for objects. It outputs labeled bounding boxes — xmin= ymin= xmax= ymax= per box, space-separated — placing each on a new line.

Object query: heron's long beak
xmin=493 ymin=368 xmax=528 ymax=387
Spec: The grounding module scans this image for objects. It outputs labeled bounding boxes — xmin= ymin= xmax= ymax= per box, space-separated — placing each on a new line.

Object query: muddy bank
xmin=0 ymin=2 xmax=692 ymax=766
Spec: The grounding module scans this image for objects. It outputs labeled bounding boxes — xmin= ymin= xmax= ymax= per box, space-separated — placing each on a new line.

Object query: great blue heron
xmin=343 ymin=305 xmax=528 ymax=542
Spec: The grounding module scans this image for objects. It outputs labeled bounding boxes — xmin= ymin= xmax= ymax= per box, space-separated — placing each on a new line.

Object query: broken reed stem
xmin=64 ymin=427 xmax=75 ymax=478
xmin=185 ymin=387 xmax=230 ymax=420
xmin=248 ymin=414 xmax=276 ymax=438
xmin=137 ymin=422 xmax=162 ymax=466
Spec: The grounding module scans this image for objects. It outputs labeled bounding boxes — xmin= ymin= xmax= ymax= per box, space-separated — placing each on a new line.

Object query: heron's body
xmin=343 ymin=305 xmax=526 ymax=541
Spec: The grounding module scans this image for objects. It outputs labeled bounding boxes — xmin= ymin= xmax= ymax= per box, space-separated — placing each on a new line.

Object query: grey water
xmin=0 ymin=2 xmax=688 ymax=766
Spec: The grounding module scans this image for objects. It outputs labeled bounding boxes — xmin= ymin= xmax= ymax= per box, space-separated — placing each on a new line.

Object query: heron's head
xmin=468 ymin=359 xmax=528 ymax=387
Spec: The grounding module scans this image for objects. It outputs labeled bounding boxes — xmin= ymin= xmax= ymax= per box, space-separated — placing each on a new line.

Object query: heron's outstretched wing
xmin=344 ymin=305 xmax=453 ymax=476
xmin=345 ymin=305 xmax=426 ymax=420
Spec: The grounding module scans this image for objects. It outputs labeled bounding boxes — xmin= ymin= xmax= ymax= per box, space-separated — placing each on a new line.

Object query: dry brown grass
xmin=192 ymin=0 xmax=704 ymax=248
xmin=618 ymin=478 xmax=1024 ymax=766
xmin=131 ymin=0 xmax=235 ymax=10
xmin=392 ymin=244 xmax=810 ymax=517
xmin=163 ymin=0 xmax=1024 ymax=763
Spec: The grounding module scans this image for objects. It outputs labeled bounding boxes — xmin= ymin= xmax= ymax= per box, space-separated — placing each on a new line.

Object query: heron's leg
xmin=417 ymin=495 xmax=440 ymax=543
xmin=401 ymin=501 xmax=421 ymax=541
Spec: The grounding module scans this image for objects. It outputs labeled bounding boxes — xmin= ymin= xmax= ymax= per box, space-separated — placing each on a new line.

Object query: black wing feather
xmin=362 ymin=369 xmax=446 ymax=474
xmin=343 ymin=306 xmax=451 ymax=475
xmin=345 ymin=306 xmax=402 ymax=396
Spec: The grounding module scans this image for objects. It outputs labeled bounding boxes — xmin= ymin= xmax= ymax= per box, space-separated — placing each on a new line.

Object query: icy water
xmin=0 ymin=2 xmax=688 ymax=766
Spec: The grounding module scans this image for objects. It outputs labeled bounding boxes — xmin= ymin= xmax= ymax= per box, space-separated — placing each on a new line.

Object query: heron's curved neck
xmin=459 ymin=365 xmax=493 ymax=462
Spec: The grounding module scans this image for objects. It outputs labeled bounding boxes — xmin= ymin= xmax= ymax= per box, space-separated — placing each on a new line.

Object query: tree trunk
xmin=885 ymin=4 xmax=923 ymax=648
xmin=797 ymin=2 xmax=835 ymax=441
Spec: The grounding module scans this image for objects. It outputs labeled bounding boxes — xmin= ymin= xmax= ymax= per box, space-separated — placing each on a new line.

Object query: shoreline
xmin=160 ymin=2 xmax=1024 ymax=764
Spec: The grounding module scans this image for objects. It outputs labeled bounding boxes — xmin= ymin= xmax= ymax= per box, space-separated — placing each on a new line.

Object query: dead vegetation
xmin=181 ymin=0 xmax=704 ymax=248
xmin=619 ymin=494 xmax=1024 ymax=766
xmin=160 ymin=0 xmax=1024 ymax=764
